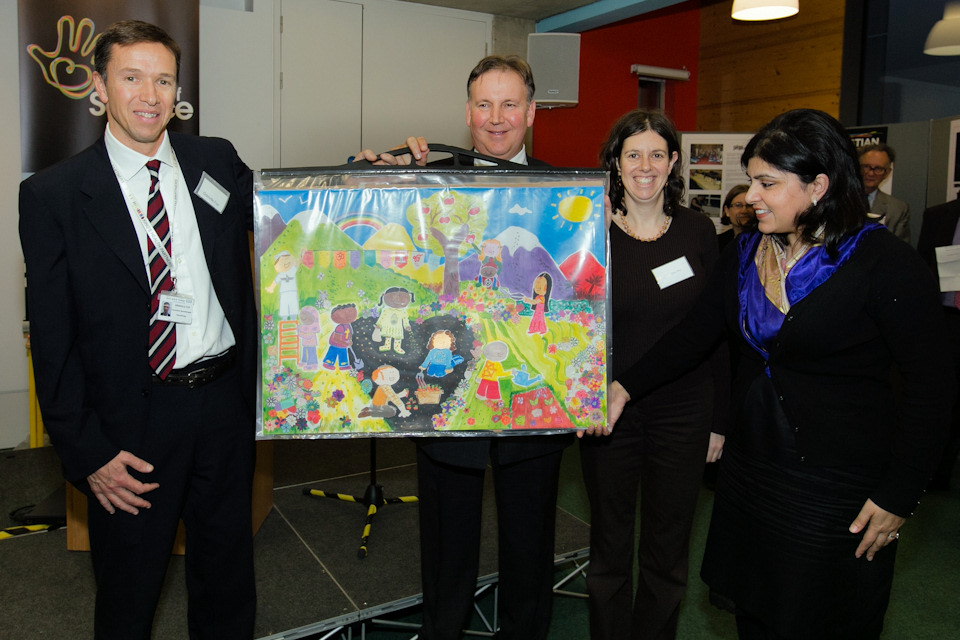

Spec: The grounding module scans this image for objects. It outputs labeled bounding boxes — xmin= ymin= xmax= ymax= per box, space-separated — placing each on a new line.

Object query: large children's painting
xmin=254 ymin=167 xmax=609 ymax=438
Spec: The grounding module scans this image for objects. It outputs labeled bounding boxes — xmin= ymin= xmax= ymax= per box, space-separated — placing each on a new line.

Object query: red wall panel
xmin=532 ymin=0 xmax=701 ymax=168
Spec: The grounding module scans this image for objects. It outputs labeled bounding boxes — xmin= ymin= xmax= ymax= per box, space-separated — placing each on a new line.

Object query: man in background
xmin=916 ymin=195 xmax=960 ymax=491
xmin=19 ymin=20 xmax=257 ymax=639
xmin=859 ymin=143 xmax=911 ymax=242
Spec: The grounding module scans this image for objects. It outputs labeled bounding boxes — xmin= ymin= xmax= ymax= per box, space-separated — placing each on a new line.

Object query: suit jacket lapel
xmin=873 ymin=192 xmax=889 ymax=217
xmin=80 ymin=141 xmax=151 ymax=295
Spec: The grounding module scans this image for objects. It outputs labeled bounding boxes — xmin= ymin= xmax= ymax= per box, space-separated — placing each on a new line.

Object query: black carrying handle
xmin=348 ymin=143 xmax=518 ymax=169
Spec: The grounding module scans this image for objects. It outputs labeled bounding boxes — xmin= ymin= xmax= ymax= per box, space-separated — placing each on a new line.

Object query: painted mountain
xmin=560 ymin=250 xmax=606 ymax=300
xmin=459 ymin=226 xmax=574 ymax=300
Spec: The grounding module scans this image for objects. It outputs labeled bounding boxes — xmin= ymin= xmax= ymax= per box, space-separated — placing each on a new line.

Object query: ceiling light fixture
xmin=731 ymin=0 xmax=799 ymax=21
xmin=925 ymin=2 xmax=960 ymax=56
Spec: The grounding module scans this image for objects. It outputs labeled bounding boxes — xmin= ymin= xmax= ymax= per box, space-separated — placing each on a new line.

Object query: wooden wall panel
xmin=698 ymin=0 xmax=846 ymax=132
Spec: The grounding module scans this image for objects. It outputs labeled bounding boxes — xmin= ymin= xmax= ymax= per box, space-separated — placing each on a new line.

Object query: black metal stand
xmin=303 ymin=439 xmax=418 ymax=559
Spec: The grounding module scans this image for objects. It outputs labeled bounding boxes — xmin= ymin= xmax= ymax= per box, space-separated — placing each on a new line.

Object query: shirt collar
xmin=473 ymin=145 xmax=528 ymax=166
xmin=104 ymin=125 xmax=173 ymax=181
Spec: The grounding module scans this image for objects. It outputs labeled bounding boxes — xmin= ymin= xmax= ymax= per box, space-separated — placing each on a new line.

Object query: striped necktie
xmin=146 ymin=159 xmax=177 ymax=378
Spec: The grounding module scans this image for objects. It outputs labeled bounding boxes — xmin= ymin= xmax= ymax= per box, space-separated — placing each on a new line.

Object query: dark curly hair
xmin=599 ymin=109 xmax=685 ymax=216
xmin=742 ymin=109 xmax=868 ymax=256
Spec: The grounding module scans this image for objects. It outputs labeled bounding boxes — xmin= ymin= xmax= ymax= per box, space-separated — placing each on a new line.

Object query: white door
xmin=280 ymin=0 xmax=363 ymax=167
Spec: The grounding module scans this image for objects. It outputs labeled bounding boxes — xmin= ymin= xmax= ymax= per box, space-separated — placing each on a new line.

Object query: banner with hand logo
xmin=17 ymin=0 xmax=199 ymax=173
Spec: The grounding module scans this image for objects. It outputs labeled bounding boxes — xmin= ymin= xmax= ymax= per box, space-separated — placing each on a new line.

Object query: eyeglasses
xmin=729 ymin=202 xmax=753 ymax=209
xmin=860 ymin=164 xmax=890 ymax=175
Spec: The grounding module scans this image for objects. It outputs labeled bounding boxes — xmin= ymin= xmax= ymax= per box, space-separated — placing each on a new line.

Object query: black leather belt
xmin=152 ymin=347 xmax=236 ymax=388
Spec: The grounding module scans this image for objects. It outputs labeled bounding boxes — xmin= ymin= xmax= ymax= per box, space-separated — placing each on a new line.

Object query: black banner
xmin=847 ymin=126 xmax=888 ymax=149
xmin=18 ymin=0 xmax=199 ymax=173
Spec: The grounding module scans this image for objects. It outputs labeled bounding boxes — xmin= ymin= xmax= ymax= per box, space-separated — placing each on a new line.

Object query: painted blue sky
xmin=256 ymin=184 xmax=607 ymax=262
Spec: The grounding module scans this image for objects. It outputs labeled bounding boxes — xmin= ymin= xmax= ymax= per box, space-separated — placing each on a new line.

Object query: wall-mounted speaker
xmin=527 ymin=33 xmax=580 ymax=108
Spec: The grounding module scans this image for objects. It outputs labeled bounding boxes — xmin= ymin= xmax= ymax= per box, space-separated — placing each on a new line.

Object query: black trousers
xmin=580 ymin=381 xmax=712 ymax=640
xmin=87 ymin=367 xmax=256 ymax=639
xmin=416 ymin=443 xmax=563 ymax=640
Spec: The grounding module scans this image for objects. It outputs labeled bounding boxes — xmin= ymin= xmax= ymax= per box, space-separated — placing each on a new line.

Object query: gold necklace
xmin=617 ymin=209 xmax=671 ymax=242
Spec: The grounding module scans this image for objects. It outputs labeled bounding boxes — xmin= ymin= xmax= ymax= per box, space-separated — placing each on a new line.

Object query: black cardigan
xmin=618 ymin=228 xmax=954 ymax=517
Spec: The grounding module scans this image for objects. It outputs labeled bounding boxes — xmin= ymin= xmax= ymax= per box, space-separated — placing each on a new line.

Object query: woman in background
xmin=606 ymin=109 xmax=953 ymax=639
xmin=721 ymin=183 xmax=756 ymax=235
xmin=579 ymin=109 xmax=728 ymax=640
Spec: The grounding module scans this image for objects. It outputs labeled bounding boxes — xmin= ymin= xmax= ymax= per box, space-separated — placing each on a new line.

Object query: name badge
xmin=935 ymin=245 xmax=960 ymax=292
xmin=194 ymin=172 xmax=230 ymax=213
xmin=651 ymin=256 xmax=695 ymax=290
xmin=159 ymin=291 xmax=195 ymax=324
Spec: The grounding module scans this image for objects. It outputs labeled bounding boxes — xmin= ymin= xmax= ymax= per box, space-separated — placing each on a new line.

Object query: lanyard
xmin=111 ymin=149 xmax=182 ymax=287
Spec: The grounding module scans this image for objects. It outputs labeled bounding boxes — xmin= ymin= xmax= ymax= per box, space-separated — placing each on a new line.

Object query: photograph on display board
xmin=690 ymin=194 xmax=722 ymax=217
xmin=254 ymin=168 xmax=609 ymax=438
xmin=689 ymin=168 xmax=722 ymax=191
xmin=689 ymin=143 xmax=723 ymax=166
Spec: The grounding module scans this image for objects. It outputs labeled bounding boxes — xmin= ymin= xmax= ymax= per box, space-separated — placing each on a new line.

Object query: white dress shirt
xmin=104 ymin=125 xmax=236 ymax=367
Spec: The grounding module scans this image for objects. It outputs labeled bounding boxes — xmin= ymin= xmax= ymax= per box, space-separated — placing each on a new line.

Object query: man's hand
xmin=87 ymin=451 xmax=159 ymax=515
xmin=706 ymin=432 xmax=725 ymax=463
xmin=849 ymin=498 xmax=906 ymax=561
xmin=355 ymin=137 xmax=430 ymax=166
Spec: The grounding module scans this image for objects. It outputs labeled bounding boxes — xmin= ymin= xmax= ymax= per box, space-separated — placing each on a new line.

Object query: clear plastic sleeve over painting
xmin=254 ymin=167 xmax=610 ymax=439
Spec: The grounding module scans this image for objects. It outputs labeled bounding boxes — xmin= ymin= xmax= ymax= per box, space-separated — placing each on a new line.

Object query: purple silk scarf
xmin=737 ymin=224 xmax=883 ymax=360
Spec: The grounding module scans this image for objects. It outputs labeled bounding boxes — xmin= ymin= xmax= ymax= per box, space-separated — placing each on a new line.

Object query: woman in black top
xmin=605 ymin=109 xmax=953 ymax=639
xmin=579 ymin=109 xmax=728 ymax=640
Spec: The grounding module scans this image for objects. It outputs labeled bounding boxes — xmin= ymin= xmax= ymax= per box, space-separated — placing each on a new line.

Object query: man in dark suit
xmin=859 ymin=143 xmax=911 ymax=242
xmin=19 ymin=20 xmax=257 ymax=639
xmin=917 ymin=196 xmax=960 ymax=490
xmin=358 ymin=55 xmax=572 ymax=640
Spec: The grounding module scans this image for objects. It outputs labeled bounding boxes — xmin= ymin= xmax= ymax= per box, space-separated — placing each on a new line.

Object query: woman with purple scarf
xmin=601 ymin=109 xmax=954 ymax=639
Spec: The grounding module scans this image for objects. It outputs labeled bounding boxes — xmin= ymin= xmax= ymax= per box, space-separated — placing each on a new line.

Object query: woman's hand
xmin=706 ymin=432 xmax=725 ymax=463
xmin=579 ymin=381 xmax=630 ymax=438
xmin=849 ymin=498 xmax=906 ymax=561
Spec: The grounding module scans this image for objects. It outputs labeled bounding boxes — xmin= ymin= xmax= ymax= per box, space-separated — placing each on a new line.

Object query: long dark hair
xmin=531 ymin=272 xmax=553 ymax=311
xmin=742 ymin=109 xmax=867 ymax=256
xmin=599 ymin=109 xmax=685 ymax=216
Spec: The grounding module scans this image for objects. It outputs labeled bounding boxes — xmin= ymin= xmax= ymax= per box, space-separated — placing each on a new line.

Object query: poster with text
xmin=680 ymin=132 xmax=754 ymax=217
xmin=254 ymin=168 xmax=610 ymax=439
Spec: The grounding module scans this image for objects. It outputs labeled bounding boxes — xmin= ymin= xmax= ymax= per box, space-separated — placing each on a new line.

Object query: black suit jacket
xmin=619 ymin=229 xmax=952 ymax=516
xmin=416 ymin=153 xmax=574 ymax=469
xmin=19 ymin=132 xmax=257 ymax=484
xmin=917 ymin=198 xmax=960 ymax=276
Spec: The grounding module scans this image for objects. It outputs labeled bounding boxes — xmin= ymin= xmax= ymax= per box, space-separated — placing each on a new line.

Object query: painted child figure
xmin=476 ymin=340 xmax=511 ymax=402
xmin=297 ymin=306 xmax=321 ymax=371
xmin=419 ymin=330 xmax=465 ymax=378
xmin=265 ymin=250 xmax=300 ymax=320
xmin=477 ymin=238 xmax=502 ymax=290
xmin=374 ymin=287 xmax=413 ymax=354
xmin=524 ymin=272 xmax=552 ymax=336
xmin=322 ymin=303 xmax=358 ymax=371
xmin=358 ymin=365 xmax=411 ymax=418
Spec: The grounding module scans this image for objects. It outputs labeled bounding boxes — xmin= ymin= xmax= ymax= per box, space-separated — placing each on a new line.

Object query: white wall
xmin=1 ymin=0 xmax=28 ymax=449
xmin=1 ymin=0 xmax=494 ymax=448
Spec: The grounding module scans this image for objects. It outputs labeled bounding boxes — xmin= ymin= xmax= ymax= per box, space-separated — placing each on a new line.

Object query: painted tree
xmin=406 ymin=190 xmax=487 ymax=296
